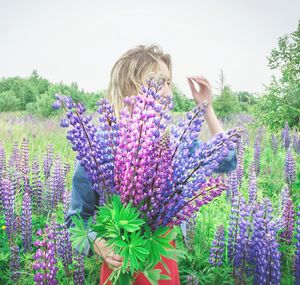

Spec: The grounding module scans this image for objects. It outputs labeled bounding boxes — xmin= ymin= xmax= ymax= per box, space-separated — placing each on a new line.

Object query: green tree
xmin=254 ymin=20 xmax=300 ymax=129
xmin=0 ymin=90 xmax=21 ymax=111
xmin=171 ymin=84 xmax=195 ymax=112
xmin=212 ymin=85 xmax=241 ymax=119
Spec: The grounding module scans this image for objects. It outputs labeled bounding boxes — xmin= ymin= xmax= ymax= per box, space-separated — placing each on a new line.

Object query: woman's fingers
xmin=106 ymin=256 xmax=123 ymax=268
xmin=187 ymin=77 xmax=198 ymax=94
xmin=105 ymin=255 xmax=122 ymax=268
xmin=112 ymin=253 xmax=123 ymax=262
xmin=190 ymin=76 xmax=212 ymax=91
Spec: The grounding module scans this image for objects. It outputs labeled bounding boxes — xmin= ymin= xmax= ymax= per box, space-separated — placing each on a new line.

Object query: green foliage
xmin=171 ymin=84 xmax=195 ymax=112
xmin=212 ymin=85 xmax=241 ymax=119
xmin=0 ymin=90 xmax=21 ymax=111
xmin=0 ymin=70 xmax=104 ymax=117
xmin=90 ymin=195 xmax=181 ymax=284
xmin=69 ymin=214 xmax=94 ymax=254
xmin=235 ymin=91 xmax=257 ymax=112
xmin=254 ymin=21 xmax=300 ymax=130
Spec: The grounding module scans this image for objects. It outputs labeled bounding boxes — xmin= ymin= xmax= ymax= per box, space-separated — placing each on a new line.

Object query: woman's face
xmin=156 ymin=60 xmax=172 ymax=99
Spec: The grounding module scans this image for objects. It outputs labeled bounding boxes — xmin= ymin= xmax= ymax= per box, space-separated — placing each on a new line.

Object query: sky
xmin=0 ymin=0 xmax=299 ymax=98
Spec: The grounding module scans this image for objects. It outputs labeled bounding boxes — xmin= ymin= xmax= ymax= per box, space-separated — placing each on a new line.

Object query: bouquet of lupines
xmin=53 ymin=78 xmax=242 ymax=284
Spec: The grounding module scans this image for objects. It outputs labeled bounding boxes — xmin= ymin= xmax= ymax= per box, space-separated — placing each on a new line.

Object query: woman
xmin=65 ymin=44 xmax=237 ymax=284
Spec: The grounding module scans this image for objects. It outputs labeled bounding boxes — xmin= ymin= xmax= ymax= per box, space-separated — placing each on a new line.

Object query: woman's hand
xmin=93 ymin=237 xmax=123 ymax=269
xmin=187 ymin=76 xmax=213 ymax=105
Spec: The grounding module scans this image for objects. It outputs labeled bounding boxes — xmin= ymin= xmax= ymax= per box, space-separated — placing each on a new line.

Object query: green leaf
xmin=69 ymin=214 xmax=93 ymax=254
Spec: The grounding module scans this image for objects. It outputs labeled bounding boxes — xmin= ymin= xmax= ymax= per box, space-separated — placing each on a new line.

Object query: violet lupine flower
xmin=280 ymin=198 xmax=295 ymax=244
xmin=21 ymin=138 xmax=30 ymax=191
xmin=31 ymin=156 xmax=44 ymax=214
xmin=182 ymin=215 xmax=197 ymax=250
xmin=271 ymin=134 xmax=278 ymax=154
xmin=73 ymin=252 xmax=85 ymax=285
xmin=10 ymin=244 xmax=21 ymax=282
xmin=54 ymin=80 xmax=242 ymax=228
xmin=53 ymin=96 xmax=117 ymax=205
xmin=293 ymin=132 xmax=300 ymax=155
xmin=0 ymin=144 xmax=5 ymax=211
xmin=62 ymin=188 xmax=71 ymax=218
xmin=21 ymin=190 xmax=32 ymax=252
xmin=57 ymin=225 xmax=73 ymax=277
xmin=114 ymin=90 xmax=172 ymax=211
xmin=163 ymin=128 xmax=241 ymax=226
xmin=48 ymin=213 xmax=60 ymax=256
xmin=295 ymin=205 xmax=300 ymax=285
xmin=0 ymin=144 xmax=5 ymax=177
xmin=251 ymin=200 xmax=281 ymax=285
xmin=51 ymin=155 xmax=65 ymax=208
xmin=280 ymin=184 xmax=290 ymax=211
xmin=228 ymin=169 xmax=239 ymax=203
xmin=234 ymin=197 xmax=251 ymax=281
xmin=43 ymin=144 xmax=54 ymax=180
xmin=1 ymin=178 xmax=15 ymax=239
xmin=33 ymin=226 xmax=58 ymax=285
xmin=281 ymin=122 xmax=290 ymax=150
xmin=236 ymin=140 xmax=245 ymax=187
xmin=242 ymin=128 xmax=250 ymax=146
xmin=253 ymin=127 xmax=263 ymax=176
xmin=285 ymin=148 xmax=296 ymax=188
xmin=209 ymin=225 xmax=225 ymax=266
xmin=228 ymin=195 xmax=241 ymax=262
xmin=248 ymin=162 xmax=257 ymax=205
xmin=64 ymin=162 xmax=71 ymax=177
xmin=44 ymin=160 xmax=63 ymax=212
xmin=8 ymin=142 xmax=20 ymax=171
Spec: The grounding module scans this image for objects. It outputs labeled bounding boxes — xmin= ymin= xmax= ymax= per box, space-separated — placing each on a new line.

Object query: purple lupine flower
xmin=209 ymin=225 xmax=225 ymax=266
xmin=285 ymin=148 xmax=296 ymax=188
xmin=234 ymin=197 xmax=250 ymax=281
xmin=73 ymin=252 xmax=85 ymax=285
xmin=0 ymin=144 xmax=5 ymax=210
xmin=8 ymin=142 xmax=21 ymax=172
xmin=21 ymin=190 xmax=32 ymax=252
xmin=242 ymin=128 xmax=250 ymax=146
xmin=48 ymin=213 xmax=60 ymax=256
xmin=0 ymin=143 xmax=5 ymax=177
xmin=43 ymin=144 xmax=54 ymax=180
xmin=31 ymin=156 xmax=44 ymax=214
xmin=57 ymin=225 xmax=73 ymax=277
xmin=228 ymin=169 xmax=239 ymax=203
xmin=271 ymin=134 xmax=278 ymax=154
xmin=293 ymin=132 xmax=300 ymax=155
xmin=1 ymin=178 xmax=15 ymax=239
xmin=54 ymin=80 xmax=242 ymax=229
xmin=10 ymin=244 xmax=21 ymax=282
xmin=21 ymin=138 xmax=30 ymax=191
xmin=236 ymin=140 xmax=245 ymax=187
xmin=280 ymin=198 xmax=295 ymax=244
xmin=248 ymin=162 xmax=257 ymax=205
xmin=182 ymin=215 xmax=197 ymax=250
xmin=251 ymin=200 xmax=281 ymax=285
xmin=51 ymin=155 xmax=65 ymax=208
xmin=64 ymin=162 xmax=71 ymax=177
xmin=281 ymin=122 xmax=290 ymax=150
xmin=295 ymin=205 xmax=300 ymax=285
xmin=228 ymin=195 xmax=241 ymax=262
xmin=33 ymin=225 xmax=58 ymax=285
xmin=253 ymin=127 xmax=263 ymax=176
xmin=280 ymin=184 xmax=290 ymax=211
xmin=62 ymin=188 xmax=71 ymax=218
xmin=56 ymin=96 xmax=117 ymax=205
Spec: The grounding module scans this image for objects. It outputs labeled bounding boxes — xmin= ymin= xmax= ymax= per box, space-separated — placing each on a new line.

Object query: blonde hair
xmin=106 ymin=44 xmax=172 ymax=120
